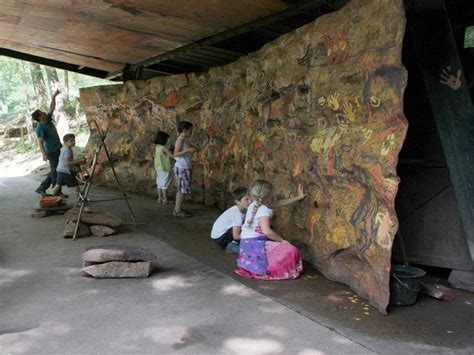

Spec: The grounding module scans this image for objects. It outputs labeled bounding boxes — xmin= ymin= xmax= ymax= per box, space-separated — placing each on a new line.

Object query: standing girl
xmin=236 ymin=179 xmax=306 ymax=280
xmin=154 ymin=130 xmax=174 ymax=204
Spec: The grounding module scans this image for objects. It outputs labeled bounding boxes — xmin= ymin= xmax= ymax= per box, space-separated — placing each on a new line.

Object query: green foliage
xmin=63 ymin=97 xmax=79 ymax=117
xmin=16 ymin=139 xmax=36 ymax=154
xmin=0 ymin=57 xmax=112 ymax=124
xmin=465 ymin=26 xmax=474 ymax=48
xmin=77 ymin=122 xmax=90 ymax=135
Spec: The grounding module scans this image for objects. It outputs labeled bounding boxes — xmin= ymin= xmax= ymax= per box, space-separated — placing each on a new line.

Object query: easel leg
xmin=72 ymin=120 xmax=139 ymax=234
xmin=72 ymin=201 xmax=86 ymax=241
xmin=101 ymin=142 xmax=139 ymax=228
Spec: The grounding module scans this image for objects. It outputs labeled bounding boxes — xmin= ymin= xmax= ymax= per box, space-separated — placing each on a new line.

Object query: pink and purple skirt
xmin=235 ymin=236 xmax=303 ymax=280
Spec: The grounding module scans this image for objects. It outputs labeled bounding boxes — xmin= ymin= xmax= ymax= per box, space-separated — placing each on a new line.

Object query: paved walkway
xmin=1 ymin=176 xmax=473 ymax=354
xmin=0 ymin=177 xmax=370 ymax=354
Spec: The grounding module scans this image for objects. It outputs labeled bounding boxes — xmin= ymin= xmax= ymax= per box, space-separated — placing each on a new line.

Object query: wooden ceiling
xmin=0 ymin=0 xmax=339 ymax=80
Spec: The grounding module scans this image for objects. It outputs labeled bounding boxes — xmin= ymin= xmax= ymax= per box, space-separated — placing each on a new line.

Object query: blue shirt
xmin=35 ymin=114 xmax=61 ymax=153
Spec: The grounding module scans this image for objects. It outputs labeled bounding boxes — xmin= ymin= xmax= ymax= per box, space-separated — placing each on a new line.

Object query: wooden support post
xmin=406 ymin=0 xmax=474 ymax=260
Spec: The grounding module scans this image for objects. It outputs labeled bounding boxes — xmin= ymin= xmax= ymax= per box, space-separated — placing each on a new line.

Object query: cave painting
xmin=80 ymin=0 xmax=407 ymax=313
xmin=298 ymin=31 xmax=349 ymax=68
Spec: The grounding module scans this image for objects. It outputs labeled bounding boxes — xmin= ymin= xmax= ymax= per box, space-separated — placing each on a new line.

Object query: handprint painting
xmin=440 ymin=65 xmax=463 ymax=90
xmin=80 ymin=0 xmax=407 ymax=312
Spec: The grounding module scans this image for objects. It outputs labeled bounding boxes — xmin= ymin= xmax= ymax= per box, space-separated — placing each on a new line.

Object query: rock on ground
xmin=82 ymin=261 xmax=152 ymax=278
xmin=63 ymin=221 xmax=91 ymax=238
xmin=90 ymin=225 xmax=116 ymax=237
xmin=31 ymin=210 xmax=50 ymax=218
xmin=81 ymin=245 xmax=156 ymax=263
xmin=65 ymin=207 xmax=122 ymax=227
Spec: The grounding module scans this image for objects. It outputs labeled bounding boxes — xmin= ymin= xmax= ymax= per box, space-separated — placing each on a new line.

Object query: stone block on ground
xmin=31 ymin=210 xmax=50 ymax=218
xmin=65 ymin=207 xmax=122 ymax=227
xmin=90 ymin=225 xmax=116 ymax=237
xmin=81 ymin=245 xmax=156 ymax=263
xmin=63 ymin=221 xmax=91 ymax=238
xmin=82 ymin=261 xmax=152 ymax=278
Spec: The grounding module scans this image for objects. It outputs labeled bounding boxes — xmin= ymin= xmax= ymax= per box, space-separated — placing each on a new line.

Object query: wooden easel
xmin=72 ymin=120 xmax=138 ymax=240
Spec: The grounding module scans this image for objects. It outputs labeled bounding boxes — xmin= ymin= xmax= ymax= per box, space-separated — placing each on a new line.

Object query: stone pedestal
xmin=81 ymin=246 xmax=157 ymax=278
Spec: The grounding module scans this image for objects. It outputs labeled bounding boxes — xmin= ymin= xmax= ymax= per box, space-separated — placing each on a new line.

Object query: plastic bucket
xmin=389 ymin=265 xmax=426 ymax=306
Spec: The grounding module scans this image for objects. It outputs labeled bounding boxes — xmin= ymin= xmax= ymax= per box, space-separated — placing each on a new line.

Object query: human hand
xmin=281 ymin=239 xmax=290 ymax=244
xmin=42 ymin=153 xmax=48 ymax=162
xmin=297 ymin=184 xmax=307 ymax=200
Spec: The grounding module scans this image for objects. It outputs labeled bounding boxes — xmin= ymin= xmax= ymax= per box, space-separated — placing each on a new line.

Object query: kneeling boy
xmin=52 ymin=134 xmax=86 ymax=196
xmin=211 ymin=187 xmax=250 ymax=252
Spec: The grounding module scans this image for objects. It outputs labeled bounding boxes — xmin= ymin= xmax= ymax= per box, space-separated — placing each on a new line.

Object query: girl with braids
xmin=236 ymin=179 xmax=306 ymax=280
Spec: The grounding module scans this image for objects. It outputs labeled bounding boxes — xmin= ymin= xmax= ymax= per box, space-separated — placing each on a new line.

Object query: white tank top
xmin=174 ymin=136 xmax=192 ymax=169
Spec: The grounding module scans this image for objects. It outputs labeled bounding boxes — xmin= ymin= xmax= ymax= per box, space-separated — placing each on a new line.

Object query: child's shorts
xmin=56 ymin=172 xmax=79 ymax=187
xmin=156 ymin=171 xmax=172 ymax=189
xmin=213 ymin=228 xmax=234 ymax=248
xmin=174 ymin=167 xmax=192 ymax=194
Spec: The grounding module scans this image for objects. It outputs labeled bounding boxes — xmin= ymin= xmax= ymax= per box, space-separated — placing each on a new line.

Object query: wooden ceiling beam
xmin=0 ymin=48 xmax=108 ymax=78
xmin=106 ymin=0 xmax=328 ymax=79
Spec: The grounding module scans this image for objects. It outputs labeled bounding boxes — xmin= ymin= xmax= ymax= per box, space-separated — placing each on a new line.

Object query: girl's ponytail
xmin=245 ymin=179 xmax=273 ymax=227
xmin=246 ymin=198 xmax=262 ymax=227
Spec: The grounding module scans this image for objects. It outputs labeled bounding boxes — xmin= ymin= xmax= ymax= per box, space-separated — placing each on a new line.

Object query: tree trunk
xmin=20 ymin=62 xmax=35 ymax=143
xmin=63 ymin=70 xmax=70 ymax=101
xmin=44 ymin=66 xmax=60 ymax=96
xmin=28 ymin=63 xmax=48 ymax=110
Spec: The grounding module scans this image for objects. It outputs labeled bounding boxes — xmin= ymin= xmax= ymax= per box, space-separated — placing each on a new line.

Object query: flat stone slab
xmin=65 ymin=208 xmax=122 ymax=227
xmin=31 ymin=210 xmax=50 ymax=218
xmin=81 ymin=245 xmax=156 ymax=263
xmin=90 ymin=225 xmax=116 ymax=237
xmin=82 ymin=261 xmax=152 ymax=278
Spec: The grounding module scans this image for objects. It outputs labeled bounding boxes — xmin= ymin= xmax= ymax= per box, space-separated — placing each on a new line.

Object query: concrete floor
xmin=1 ymin=176 xmax=473 ymax=354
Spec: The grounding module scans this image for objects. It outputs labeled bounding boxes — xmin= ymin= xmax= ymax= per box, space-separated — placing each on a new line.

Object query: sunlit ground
xmin=0 ymin=132 xmax=89 ymax=178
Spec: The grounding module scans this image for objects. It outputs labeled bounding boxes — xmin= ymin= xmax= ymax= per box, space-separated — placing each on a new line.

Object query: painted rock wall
xmin=80 ymin=0 xmax=407 ymax=313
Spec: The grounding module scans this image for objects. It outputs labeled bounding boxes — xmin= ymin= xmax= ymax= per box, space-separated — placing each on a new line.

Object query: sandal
xmin=173 ymin=210 xmax=192 ymax=218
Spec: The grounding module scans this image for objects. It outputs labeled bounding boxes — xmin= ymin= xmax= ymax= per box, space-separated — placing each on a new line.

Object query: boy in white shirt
xmin=52 ymin=134 xmax=86 ymax=196
xmin=211 ymin=187 xmax=250 ymax=252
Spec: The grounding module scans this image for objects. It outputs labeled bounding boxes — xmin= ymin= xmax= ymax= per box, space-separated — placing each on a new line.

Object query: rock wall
xmin=80 ymin=0 xmax=407 ymax=313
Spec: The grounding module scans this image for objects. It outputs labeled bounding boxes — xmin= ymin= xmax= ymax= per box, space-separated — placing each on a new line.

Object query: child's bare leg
xmin=162 ymin=189 xmax=168 ymax=203
xmin=52 ymin=184 xmax=61 ymax=196
xmin=175 ymin=191 xmax=184 ymax=212
xmin=157 ymin=187 xmax=162 ymax=203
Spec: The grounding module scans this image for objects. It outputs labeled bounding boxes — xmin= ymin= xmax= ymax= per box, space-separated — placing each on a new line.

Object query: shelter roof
xmin=0 ymin=0 xmax=340 ymax=80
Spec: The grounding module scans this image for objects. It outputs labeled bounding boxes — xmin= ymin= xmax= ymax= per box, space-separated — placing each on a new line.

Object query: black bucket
xmin=389 ymin=265 xmax=426 ymax=306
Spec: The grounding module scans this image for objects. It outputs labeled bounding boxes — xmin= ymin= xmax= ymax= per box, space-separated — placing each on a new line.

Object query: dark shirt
xmin=35 ymin=114 xmax=61 ymax=153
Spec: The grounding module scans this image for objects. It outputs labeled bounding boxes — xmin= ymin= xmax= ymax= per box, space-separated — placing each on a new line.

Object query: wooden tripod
xmin=72 ymin=120 xmax=138 ymax=240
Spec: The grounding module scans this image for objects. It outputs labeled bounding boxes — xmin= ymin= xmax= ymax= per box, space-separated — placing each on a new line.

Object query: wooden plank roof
xmin=0 ymin=0 xmax=338 ymax=80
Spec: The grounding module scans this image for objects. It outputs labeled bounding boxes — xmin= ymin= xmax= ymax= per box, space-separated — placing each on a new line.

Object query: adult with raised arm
xmin=32 ymin=89 xmax=65 ymax=197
